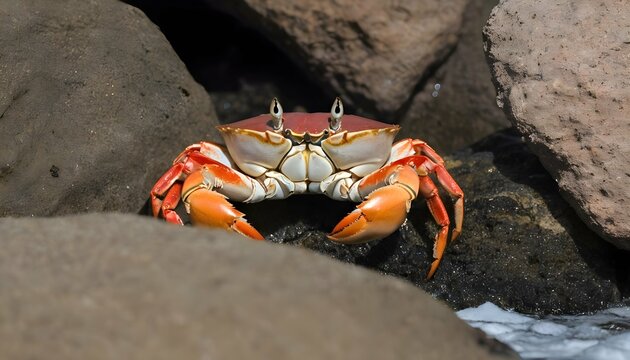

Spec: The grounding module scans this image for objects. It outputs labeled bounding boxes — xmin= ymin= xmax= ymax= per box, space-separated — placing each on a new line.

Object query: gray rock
xmin=233 ymin=130 xmax=628 ymax=315
xmin=483 ymin=0 xmax=630 ymax=249
xmin=0 ymin=0 xmax=217 ymax=217
xmin=207 ymin=0 xmax=469 ymax=116
xmin=0 ymin=213 xmax=518 ymax=360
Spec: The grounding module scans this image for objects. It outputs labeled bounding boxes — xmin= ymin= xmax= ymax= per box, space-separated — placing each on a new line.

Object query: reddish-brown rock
xmin=483 ymin=0 xmax=630 ymax=249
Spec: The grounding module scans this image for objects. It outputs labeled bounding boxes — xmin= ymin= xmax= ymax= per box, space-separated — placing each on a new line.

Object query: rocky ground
xmin=1 ymin=0 xmax=629 ymax=357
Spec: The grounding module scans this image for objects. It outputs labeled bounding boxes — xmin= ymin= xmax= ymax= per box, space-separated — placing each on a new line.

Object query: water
xmin=457 ymin=302 xmax=630 ymax=360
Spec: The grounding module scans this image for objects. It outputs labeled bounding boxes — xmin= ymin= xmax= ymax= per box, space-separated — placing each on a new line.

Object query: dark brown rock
xmin=483 ymin=0 xmax=630 ymax=249
xmin=208 ymin=0 xmax=469 ymax=116
xmin=397 ymin=0 xmax=510 ymax=153
xmin=0 ymin=213 xmax=519 ymax=360
xmin=0 ymin=0 xmax=217 ymax=216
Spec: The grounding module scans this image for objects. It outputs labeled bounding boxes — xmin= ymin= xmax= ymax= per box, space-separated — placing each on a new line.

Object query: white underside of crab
xmin=194 ymin=135 xmax=417 ymax=204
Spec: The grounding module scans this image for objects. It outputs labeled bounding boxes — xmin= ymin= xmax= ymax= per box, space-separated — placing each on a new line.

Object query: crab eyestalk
xmin=328 ymin=97 xmax=343 ymax=131
xmin=269 ymin=97 xmax=284 ymax=131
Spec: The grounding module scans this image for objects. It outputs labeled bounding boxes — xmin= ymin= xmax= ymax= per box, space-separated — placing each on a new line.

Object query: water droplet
xmin=432 ymin=83 xmax=441 ymax=97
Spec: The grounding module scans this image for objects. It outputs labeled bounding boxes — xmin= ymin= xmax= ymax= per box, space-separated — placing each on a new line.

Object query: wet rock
xmin=0 ymin=213 xmax=519 ymax=360
xmin=0 ymin=0 xmax=217 ymax=217
xmin=483 ymin=0 xmax=630 ymax=249
xmin=235 ymin=130 xmax=628 ymax=315
xmin=425 ymin=130 xmax=627 ymax=314
xmin=207 ymin=0 xmax=469 ymax=116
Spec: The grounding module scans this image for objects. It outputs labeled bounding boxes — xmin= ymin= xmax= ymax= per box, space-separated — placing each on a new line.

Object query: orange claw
xmin=328 ymin=178 xmax=417 ymax=244
xmin=184 ymin=187 xmax=263 ymax=240
xmin=180 ymin=164 xmax=266 ymax=240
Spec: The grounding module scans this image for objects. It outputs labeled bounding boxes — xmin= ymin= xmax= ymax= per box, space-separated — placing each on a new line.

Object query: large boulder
xmin=0 ymin=213 xmax=518 ymax=360
xmin=0 ymin=0 xmax=217 ymax=217
xmin=208 ymin=0 xmax=469 ymax=116
xmin=483 ymin=0 xmax=630 ymax=249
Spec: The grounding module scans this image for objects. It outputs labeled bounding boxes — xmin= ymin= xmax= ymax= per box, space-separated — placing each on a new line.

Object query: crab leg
xmin=151 ymin=163 xmax=187 ymax=220
xmin=151 ymin=142 xmax=236 ymax=224
xmin=393 ymin=154 xmax=464 ymax=242
xmin=418 ymin=174 xmax=450 ymax=279
xmin=394 ymin=154 xmax=463 ymax=278
xmin=173 ymin=142 xmax=235 ymax=168
xmin=391 ymin=139 xmax=464 ymax=241
xmin=160 ymin=182 xmax=184 ymax=225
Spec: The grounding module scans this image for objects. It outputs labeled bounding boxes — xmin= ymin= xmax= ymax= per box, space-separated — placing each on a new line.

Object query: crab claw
xmin=328 ymin=184 xmax=414 ymax=244
xmin=179 ymin=164 xmax=265 ymax=241
xmin=185 ymin=188 xmax=264 ymax=240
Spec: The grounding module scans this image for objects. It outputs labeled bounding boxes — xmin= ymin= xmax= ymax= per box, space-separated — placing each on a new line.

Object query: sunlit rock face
xmin=483 ymin=0 xmax=630 ymax=250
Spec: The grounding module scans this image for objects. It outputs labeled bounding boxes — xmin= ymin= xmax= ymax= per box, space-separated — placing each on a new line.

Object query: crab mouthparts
xmin=283 ymin=129 xmax=330 ymax=145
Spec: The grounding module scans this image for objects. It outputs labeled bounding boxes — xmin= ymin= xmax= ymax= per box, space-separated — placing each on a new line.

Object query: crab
xmin=151 ymin=98 xmax=463 ymax=278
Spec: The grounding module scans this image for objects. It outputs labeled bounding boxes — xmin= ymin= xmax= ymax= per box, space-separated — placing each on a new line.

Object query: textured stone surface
xmin=229 ymin=130 xmax=629 ymax=315
xmin=0 ymin=0 xmax=217 ymax=216
xmin=397 ymin=0 xmax=510 ymax=153
xmin=0 ymin=214 xmax=518 ymax=360
xmin=483 ymin=0 xmax=630 ymax=249
xmin=208 ymin=0 xmax=469 ymax=116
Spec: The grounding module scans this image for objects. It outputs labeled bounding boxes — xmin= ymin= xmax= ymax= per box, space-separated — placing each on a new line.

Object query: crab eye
xmin=329 ymin=97 xmax=343 ymax=131
xmin=269 ymin=97 xmax=283 ymax=131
